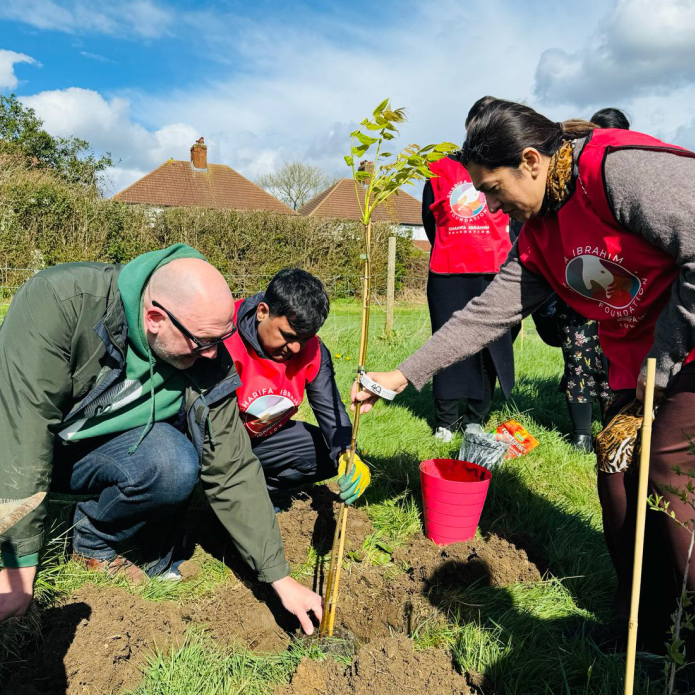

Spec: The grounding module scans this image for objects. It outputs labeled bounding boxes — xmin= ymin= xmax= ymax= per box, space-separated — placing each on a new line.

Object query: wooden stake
xmin=624 ymin=357 xmax=656 ymax=695
xmin=320 ymin=221 xmax=373 ymax=637
xmin=386 ymin=236 xmax=396 ymax=336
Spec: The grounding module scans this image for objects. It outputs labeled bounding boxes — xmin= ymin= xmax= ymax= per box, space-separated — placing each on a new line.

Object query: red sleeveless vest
xmin=224 ymin=300 xmax=322 ymax=438
xmin=518 ymin=129 xmax=695 ymax=390
xmin=428 ymin=157 xmax=511 ymax=274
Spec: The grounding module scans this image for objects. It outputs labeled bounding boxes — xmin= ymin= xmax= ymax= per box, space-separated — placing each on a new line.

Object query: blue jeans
xmin=52 ymin=424 xmax=200 ymax=574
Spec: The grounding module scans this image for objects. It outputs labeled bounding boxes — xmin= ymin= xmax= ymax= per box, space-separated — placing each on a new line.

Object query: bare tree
xmin=257 ymin=161 xmax=338 ymax=210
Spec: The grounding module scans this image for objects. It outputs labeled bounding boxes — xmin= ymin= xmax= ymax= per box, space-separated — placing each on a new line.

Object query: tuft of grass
xmin=365 ymin=491 xmax=422 ymax=546
xmin=127 ymin=631 xmax=331 ymax=695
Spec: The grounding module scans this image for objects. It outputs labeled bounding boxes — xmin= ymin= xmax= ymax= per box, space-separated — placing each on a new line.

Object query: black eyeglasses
xmin=152 ymin=300 xmax=236 ymax=354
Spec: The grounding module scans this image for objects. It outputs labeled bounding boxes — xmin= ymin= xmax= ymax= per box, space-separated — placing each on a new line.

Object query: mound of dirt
xmin=276 ymin=484 xmax=372 ymax=567
xmin=6 ymin=584 xmax=185 ymax=695
xmin=7 ymin=486 xmax=539 ymax=694
xmin=394 ymin=533 xmax=542 ymax=590
xmin=186 ymin=487 xmax=540 ymax=648
xmin=278 ymin=636 xmax=483 ymax=695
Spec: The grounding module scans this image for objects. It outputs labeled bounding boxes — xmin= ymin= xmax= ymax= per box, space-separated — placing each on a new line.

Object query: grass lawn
xmin=1 ymin=299 xmax=665 ymax=694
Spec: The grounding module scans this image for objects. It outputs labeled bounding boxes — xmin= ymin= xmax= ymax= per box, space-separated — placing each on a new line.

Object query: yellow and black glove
xmin=337 ymin=451 xmax=370 ymax=505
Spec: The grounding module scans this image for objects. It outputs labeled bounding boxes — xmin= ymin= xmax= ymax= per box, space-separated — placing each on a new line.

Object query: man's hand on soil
xmin=0 ymin=565 xmax=36 ymax=621
xmin=271 ymin=575 xmax=323 ymax=635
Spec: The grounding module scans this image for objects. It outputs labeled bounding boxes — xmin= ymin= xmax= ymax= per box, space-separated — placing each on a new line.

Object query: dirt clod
xmin=185 ymin=579 xmax=292 ymax=653
xmin=394 ymin=533 xmax=542 ymax=590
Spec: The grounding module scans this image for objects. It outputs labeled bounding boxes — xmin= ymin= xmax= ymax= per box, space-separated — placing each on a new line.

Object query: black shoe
xmin=570 ymin=434 xmax=593 ymax=453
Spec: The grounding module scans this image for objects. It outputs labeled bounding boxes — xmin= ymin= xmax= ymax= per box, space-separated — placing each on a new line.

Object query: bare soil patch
xmin=278 ymin=636 xmax=485 ymax=695
xmin=6 ymin=485 xmax=537 ymax=693
xmin=5 ymin=584 xmax=185 ymax=695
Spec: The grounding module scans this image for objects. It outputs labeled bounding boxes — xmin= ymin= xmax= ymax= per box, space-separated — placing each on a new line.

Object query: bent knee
xmin=130 ymin=424 xmax=199 ymax=502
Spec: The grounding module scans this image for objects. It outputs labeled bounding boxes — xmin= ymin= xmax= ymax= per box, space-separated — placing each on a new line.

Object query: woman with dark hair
xmin=353 ymin=99 xmax=695 ymax=642
xmin=421 ymin=96 xmax=515 ymax=441
xmin=535 ymin=107 xmax=632 ymax=453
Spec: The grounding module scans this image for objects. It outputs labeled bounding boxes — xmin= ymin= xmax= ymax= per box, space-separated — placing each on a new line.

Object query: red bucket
xmin=420 ymin=458 xmax=491 ymax=545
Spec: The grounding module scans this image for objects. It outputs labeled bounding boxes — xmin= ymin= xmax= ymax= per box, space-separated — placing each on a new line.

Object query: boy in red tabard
xmin=224 ymin=269 xmax=369 ymax=510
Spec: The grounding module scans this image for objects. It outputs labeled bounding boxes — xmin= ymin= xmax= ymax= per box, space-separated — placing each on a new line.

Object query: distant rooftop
xmin=113 ymin=137 xmax=295 ymax=215
xmin=299 ymin=177 xmax=422 ymax=226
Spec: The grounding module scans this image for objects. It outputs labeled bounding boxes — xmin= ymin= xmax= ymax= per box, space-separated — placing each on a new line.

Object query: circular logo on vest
xmin=565 ymin=255 xmax=641 ymax=309
xmin=242 ymin=394 xmax=296 ymax=435
xmin=449 ymin=182 xmax=487 ymax=220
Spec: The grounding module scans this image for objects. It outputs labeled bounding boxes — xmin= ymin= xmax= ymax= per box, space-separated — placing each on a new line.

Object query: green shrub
xmin=0 ymin=162 xmax=422 ymax=298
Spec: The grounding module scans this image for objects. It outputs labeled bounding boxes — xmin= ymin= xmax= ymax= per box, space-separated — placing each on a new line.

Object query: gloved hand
xmin=337 ymin=451 xmax=370 ymax=505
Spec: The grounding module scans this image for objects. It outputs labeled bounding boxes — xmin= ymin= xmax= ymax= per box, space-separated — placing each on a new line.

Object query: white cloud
xmin=16 ymin=1 xmax=563 ymax=195
xmin=13 ymin=0 xmax=695 ymax=201
xmin=20 ymin=88 xmax=199 ymax=195
xmin=534 ymin=0 xmax=695 ymax=106
xmin=139 ymin=1 xmax=555 ymax=178
xmin=675 ymin=117 xmax=695 ymax=151
xmin=80 ymin=51 xmax=115 ymax=64
xmin=0 ymin=0 xmax=174 ymax=39
xmin=0 ymin=49 xmax=39 ymax=90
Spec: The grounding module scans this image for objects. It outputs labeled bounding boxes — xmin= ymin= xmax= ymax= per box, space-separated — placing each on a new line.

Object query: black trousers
xmin=434 ymin=350 xmax=496 ymax=430
xmin=251 ymin=420 xmax=339 ymax=494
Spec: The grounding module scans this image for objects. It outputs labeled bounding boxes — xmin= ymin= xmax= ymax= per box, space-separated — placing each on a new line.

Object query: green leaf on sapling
xmin=373 ymin=98 xmax=390 ymax=116
xmin=355 ymin=132 xmax=378 ymax=146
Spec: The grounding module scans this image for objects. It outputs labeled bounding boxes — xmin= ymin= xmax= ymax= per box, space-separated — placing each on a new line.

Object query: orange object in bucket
xmin=420 ymin=458 xmax=491 ymax=546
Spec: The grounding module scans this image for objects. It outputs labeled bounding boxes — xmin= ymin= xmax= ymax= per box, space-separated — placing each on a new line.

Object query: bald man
xmin=0 ymin=245 xmax=322 ymax=634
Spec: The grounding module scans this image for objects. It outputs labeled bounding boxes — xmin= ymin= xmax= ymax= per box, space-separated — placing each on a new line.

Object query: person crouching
xmin=224 ymin=269 xmax=369 ymax=509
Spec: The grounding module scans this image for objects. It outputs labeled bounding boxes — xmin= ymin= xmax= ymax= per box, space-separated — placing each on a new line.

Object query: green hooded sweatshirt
xmin=59 ymin=244 xmax=206 ymax=443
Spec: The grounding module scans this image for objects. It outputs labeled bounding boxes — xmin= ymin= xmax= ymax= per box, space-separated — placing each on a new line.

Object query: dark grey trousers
xmin=251 ymin=420 xmax=339 ymax=494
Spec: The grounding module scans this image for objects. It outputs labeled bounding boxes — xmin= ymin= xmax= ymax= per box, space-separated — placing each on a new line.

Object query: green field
xmin=0 ymin=300 xmax=666 ymax=694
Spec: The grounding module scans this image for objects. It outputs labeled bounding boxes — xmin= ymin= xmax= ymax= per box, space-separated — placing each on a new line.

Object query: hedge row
xmin=0 ymin=162 xmax=424 ymax=298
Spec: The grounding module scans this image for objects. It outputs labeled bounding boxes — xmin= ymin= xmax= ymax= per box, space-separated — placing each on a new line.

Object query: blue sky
xmin=1 ymin=0 xmax=695 ymax=197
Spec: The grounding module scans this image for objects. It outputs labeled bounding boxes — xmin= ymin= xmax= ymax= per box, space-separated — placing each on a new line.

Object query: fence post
xmin=386 ymin=236 xmax=396 ymax=336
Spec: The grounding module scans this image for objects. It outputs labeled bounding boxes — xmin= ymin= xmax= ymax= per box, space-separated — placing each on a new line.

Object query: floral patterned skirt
xmin=557 ymin=304 xmax=612 ymax=408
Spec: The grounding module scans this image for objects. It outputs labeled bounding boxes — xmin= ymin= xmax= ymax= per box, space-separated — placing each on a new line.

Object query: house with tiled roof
xmin=298 ymin=163 xmax=428 ymax=249
xmin=112 ymin=138 xmax=295 ymax=215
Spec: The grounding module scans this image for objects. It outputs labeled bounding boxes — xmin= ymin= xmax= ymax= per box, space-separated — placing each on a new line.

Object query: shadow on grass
xmin=362 ymin=442 xmax=612 ymax=619
xmin=423 ymin=559 xmax=665 ymax=695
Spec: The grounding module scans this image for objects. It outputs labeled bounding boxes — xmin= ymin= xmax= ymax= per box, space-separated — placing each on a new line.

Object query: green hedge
xmin=0 ymin=162 xmax=422 ymax=298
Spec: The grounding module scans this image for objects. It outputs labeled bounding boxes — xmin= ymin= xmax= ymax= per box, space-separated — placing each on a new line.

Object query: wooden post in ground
xmin=386 ymin=236 xmax=396 ymax=336
xmin=624 ymin=357 xmax=656 ymax=695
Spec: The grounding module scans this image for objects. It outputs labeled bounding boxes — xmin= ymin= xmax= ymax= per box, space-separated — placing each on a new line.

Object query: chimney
xmin=190 ymin=137 xmax=207 ymax=170
xmin=358 ymin=160 xmax=373 ymax=186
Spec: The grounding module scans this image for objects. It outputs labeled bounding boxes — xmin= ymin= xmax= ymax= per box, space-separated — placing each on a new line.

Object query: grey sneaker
xmin=434 ymin=427 xmax=454 ymax=443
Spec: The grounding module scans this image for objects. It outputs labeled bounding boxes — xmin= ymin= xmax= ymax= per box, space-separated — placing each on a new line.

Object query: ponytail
xmin=559 ymin=119 xmax=597 ymax=140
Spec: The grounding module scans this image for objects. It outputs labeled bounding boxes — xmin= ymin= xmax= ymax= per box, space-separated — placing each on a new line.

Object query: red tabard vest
xmin=428 ymin=156 xmax=511 ymax=274
xmin=224 ymin=300 xmax=322 ymax=438
xmin=518 ymin=129 xmax=695 ymax=390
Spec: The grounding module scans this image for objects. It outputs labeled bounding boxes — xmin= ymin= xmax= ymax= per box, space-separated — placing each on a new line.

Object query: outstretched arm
xmin=352 ymin=247 xmax=552 ymax=410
